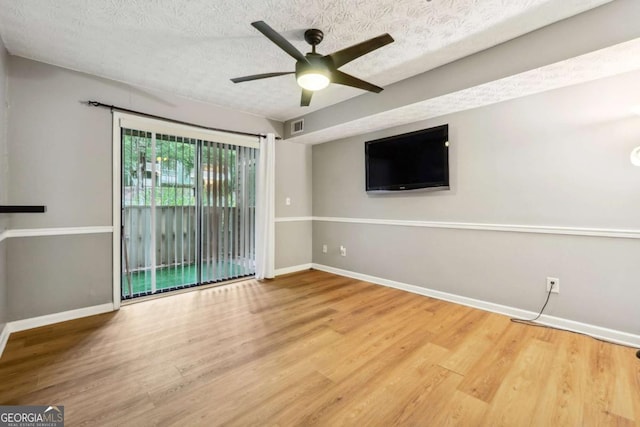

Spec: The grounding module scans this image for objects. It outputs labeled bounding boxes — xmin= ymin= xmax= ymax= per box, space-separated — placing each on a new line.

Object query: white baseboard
xmin=275 ymin=263 xmax=313 ymax=276
xmin=311 ymin=263 xmax=640 ymax=348
xmin=0 ymin=303 xmax=115 ymax=358
xmin=8 ymin=303 xmax=115 ymax=334
xmin=0 ymin=323 xmax=10 ymax=358
xmin=2 ymin=265 xmax=637 ymax=362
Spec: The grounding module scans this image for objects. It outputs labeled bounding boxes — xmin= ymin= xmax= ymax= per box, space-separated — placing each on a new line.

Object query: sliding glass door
xmin=120 ymin=119 xmax=257 ymax=299
xmin=200 ymin=140 xmax=257 ymax=283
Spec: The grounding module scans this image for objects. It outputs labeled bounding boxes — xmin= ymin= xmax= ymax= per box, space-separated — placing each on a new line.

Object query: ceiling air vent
xmin=291 ymin=119 xmax=304 ymax=135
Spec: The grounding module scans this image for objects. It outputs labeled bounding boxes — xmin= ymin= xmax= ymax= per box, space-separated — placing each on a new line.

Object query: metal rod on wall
xmin=83 ymin=101 xmax=281 ymax=140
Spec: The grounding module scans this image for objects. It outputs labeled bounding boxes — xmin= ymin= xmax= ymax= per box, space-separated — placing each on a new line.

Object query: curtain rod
xmin=84 ymin=101 xmax=281 ymax=140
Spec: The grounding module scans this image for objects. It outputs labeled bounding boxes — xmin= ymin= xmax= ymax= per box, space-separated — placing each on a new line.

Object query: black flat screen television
xmin=365 ymin=124 xmax=449 ymax=193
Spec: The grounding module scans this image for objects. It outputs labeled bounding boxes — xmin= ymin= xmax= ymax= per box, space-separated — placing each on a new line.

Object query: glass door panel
xmin=200 ymin=141 xmax=257 ymax=283
xmin=121 ymin=126 xmax=256 ymax=300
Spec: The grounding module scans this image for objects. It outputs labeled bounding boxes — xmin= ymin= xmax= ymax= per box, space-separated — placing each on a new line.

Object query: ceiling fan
xmin=231 ymin=21 xmax=394 ymax=106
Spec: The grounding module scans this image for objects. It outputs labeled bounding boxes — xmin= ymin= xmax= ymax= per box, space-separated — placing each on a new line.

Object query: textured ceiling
xmin=287 ymin=37 xmax=640 ymax=145
xmin=0 ymin=0 xmax=612 ymax=121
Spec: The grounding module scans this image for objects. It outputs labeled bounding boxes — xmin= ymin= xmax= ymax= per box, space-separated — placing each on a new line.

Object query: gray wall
xmin=8 ymin=56 xmax=282 ymax=229
xmin=275 ymin=140 xmax=312 ymax=269
xmin=7 ymin=234 xmax=112 ymax=320
xmin=312 ymin=69 xmax=640 ymax=335
xmin=5 ymin=56 xmax=307 ymax=321
xmin=0 ymin=39 xmax=7 ymax=330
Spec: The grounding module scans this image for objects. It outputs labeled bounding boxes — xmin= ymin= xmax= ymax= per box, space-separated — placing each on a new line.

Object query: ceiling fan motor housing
xmin=304 ymin=29 xmax=324 ymax=47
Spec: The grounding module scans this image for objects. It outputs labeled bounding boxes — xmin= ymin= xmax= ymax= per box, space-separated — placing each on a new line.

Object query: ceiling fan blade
xmin=331 ymin=70 xmax=383 ymax=93
xmin=251 ymin=21 xmax=310 ymax=64
xmin=300 ymin=89 xmax=313 ymax=107
xmin=230 ymin=71 xmax=294 ymax=83
xmin=327 ymin=33 xmax=394 ymax=68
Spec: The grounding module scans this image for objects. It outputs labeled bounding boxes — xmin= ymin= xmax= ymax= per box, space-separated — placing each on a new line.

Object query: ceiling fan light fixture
xmin=231 ymin=21 xmax=394 ymax=105
xmin=296 ymin=70 xmax=330 ymax=91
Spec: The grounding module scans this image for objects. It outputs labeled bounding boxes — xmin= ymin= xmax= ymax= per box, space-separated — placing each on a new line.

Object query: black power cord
xmin=510 ymin=282 xmax=639 ymax=353
xmin=511 ymin=282 xmax=554 ymax=324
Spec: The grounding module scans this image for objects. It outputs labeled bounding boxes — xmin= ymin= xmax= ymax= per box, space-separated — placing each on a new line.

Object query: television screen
xmin=365 ymin=124 xmax=449 ymax=193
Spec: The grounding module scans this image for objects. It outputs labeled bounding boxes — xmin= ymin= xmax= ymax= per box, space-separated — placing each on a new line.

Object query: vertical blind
xmin=120 ymin=115 xmax=259 ymax=299
xmin=200 ymin=139 xmax=258 ymax=284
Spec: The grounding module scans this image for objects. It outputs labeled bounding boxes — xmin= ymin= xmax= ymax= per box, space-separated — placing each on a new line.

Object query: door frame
xmin=111 ymin=112 xmax=260 ymax=308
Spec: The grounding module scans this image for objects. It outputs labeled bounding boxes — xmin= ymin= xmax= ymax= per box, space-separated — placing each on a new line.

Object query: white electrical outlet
xmin=285 ymin=197 xmax=291 ymax=206
xmin=322 ymin=244 xmax=327 ymax=254
xmin=546 ymin=277 xmax=560 ymax=294
xmin=340 ymin=245 xmax=346 ymax=257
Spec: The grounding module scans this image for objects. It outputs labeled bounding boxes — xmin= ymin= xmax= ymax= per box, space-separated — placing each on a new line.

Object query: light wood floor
xmin=1 ymin=270 xmax=639 ymax=426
